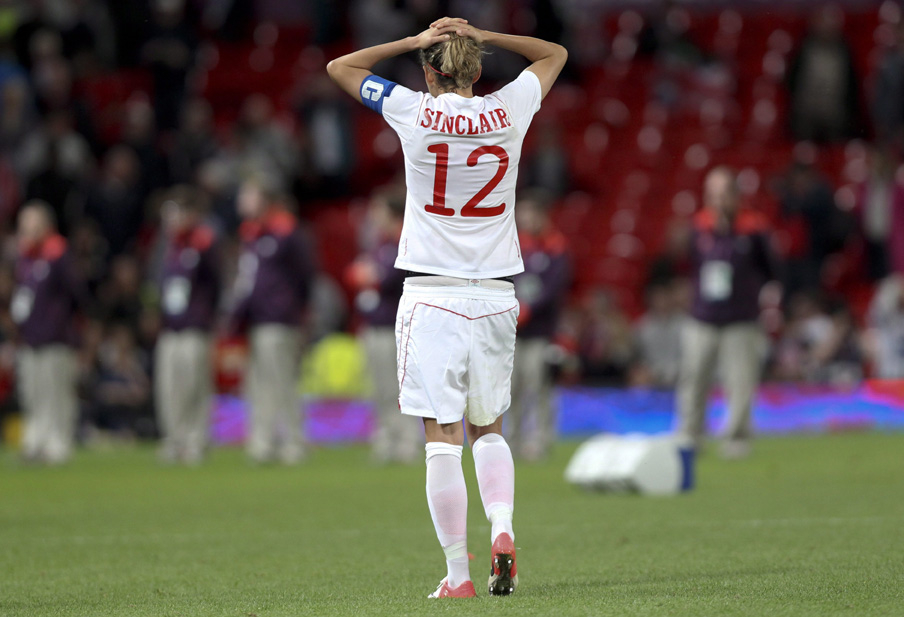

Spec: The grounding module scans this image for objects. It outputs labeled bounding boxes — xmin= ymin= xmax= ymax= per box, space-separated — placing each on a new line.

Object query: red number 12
xmin=425 ymin=144 xmax=509 ymax=217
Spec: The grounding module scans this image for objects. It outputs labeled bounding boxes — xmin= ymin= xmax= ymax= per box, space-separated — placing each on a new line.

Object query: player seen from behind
xmin=327 ymin=17 xmax=566 ymax=598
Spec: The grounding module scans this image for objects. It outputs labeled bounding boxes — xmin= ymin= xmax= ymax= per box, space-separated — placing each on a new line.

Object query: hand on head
xmin=429 ymin=17 xmax=485 ymax=44
xmin=429 ymin=17 xmax=468 ymax=30
xmin=414 ymin=18 xmax=467 ymax=49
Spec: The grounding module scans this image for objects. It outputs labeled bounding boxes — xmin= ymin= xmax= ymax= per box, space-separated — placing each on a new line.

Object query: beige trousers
xmin=508 ymin=337 xmax=555 ymax=459
xmin=155 ymin=330 xmax=213 ymax=463
xmin=361 ymin=326 xmax=421 ymax=463
xmin=676 ymin=319 xmax=763 ymax=447
xmin=18 ymin=345 xmax=78 ymax=463
xmin=246 ymin=324 xmax=303 ymax=463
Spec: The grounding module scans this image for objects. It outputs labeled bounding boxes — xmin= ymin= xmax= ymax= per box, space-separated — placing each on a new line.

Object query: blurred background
xmin=1 ymin=0 xmax=904 ymax=455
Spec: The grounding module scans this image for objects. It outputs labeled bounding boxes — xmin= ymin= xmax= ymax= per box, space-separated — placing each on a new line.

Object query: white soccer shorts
xmin=395 ymin=277 xmax=519 ymax=427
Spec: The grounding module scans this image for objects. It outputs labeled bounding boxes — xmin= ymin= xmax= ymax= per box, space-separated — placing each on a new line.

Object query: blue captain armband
xmin=360 ymin=75 xmax=397 ymax=114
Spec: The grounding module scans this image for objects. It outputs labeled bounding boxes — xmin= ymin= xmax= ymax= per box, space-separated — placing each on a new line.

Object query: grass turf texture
xmin=2 ymin=433 xmax=903 ymax=617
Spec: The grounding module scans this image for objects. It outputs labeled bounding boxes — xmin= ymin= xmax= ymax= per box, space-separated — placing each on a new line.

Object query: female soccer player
xmin=327 ymin=17 xmax=566 ymax=598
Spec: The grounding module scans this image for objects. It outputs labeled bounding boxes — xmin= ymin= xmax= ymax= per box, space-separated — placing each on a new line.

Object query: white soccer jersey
xmin=360 ymin=70 xmax=543 ymax=279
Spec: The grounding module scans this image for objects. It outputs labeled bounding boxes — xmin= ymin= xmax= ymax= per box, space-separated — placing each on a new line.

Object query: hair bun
xmin=419 ymin=33 xmax=484 ymax=90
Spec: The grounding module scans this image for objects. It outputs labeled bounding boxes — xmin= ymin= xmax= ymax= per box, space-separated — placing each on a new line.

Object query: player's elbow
xmin=552 ymin=44 xmax=568 ymax=63
xmin=326 ymin=59 xmax=347 ymax=82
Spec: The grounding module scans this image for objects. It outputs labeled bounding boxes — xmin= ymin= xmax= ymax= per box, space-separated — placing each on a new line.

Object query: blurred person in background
xmin=84 ymin=145 xmax=146 ymax=256
xmin=865 ymin=275 xmax=904 ymax=379
xmin=29 ymin=46 xmax=99 ymax=152
xmin=807 ymin=300 xmax=862 ymax=385
xmin=11 ymin=0 xmax=113 ymax=73
xmin=168 ymin=97 xmax=220 ymax=184
xmin=141 ymin=0 xmax=197 ymax=132
xmin=509 ymin=189 xmax=571 ymax=460
xmin=295 ymin=75 xmax=354 ymax=199
xmin=95 ymin=254 xmax=144 ymax=336
xmin=196 ymin=157 xmax=242 ymax=233
xmin=347 ymin=185 xmax=420 ymax=464
xmin=524 ymin=126 xmax=569 ymax=198
xmin=12 ymin=200 xmax=90 ymax=464
xmin=87 ymin=322 xmax=152 ymax=438
xmin=641 ymin=4 xmax=707 ymax=108
xmin=872 ymin=19 xmax=904 ymax=148
xmin=770 ymin=293 xmax=861 ymax=386
xmin=676 ymin=167 xmax=780 ymax=459
xmin=637 ymin=2 xmax=705 ymax=66
xmin=235 ymin=94 xmax=299 ymax=190
xmin=22 ymin=132 xmax=85 ymax=237
xmin=154 ymin=185 xmax=220 ymax=464
xmin=577 ymin=288 xmax=635 ymax=386
xmin=778 ymin=158 xmax=846 ymax=294
xmin=787 ymin=4 xmax=860 ymax=142
xmin=0 ymin=76 xmax=35 ymax=157
xmin=646 ymin=217 xmax=693 ymax=288
xmin=67 ymin=219 xmax=107 ymax=290
xmin=349 ymin=0 xmax=414 ymax=50
xmin=305 ymin=272 xmax=349 ymax=344
xmin=17 ymin=107 xmax=93 ymax=204
xmin=230 ymin=174 xmax=315 ymax=464
xmin=633 ymin=280 xmax=688 ymax=389
xmin=770 ymin=290 xmax=832 ymax=382
xmin=121 ymin=96 xmax=168 ymax=193
xmin=855 ymin=146 xmax=904 ymax=280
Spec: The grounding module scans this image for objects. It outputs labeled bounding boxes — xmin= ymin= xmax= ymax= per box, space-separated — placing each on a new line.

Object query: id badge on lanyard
xmin=700 ymin=260 xmax=733 ymax=301
xmin=163 ymin=276 xmax=192 ymax=315
xmin=10 ymin=287 xmax=34 ymax=324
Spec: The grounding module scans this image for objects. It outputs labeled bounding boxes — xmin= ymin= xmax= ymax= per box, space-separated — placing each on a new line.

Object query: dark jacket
xmin=231 ymin=210 xmax=315 ymax=331
xmin=357 ymin=239 xmax=405 ymax=329
xmin=160 ymin=225 xmax=220 ymax=332
xmin=13 ymin=235 xmax=89 ymax=347
xmin=689 ymin=209 xmax=779 ymax=326
xmin=515 ymin=228 xmax=571 ymax=339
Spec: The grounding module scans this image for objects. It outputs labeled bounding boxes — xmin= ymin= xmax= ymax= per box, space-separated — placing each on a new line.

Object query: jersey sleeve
xmin=359 ymin=74 xmax=423 ymax=143
xmin=493 ymin=70 xmax=543 ymax=129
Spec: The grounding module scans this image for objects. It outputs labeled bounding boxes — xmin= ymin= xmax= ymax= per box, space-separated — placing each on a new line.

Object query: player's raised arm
xmin=326 ymin=20 xmax=466 ymax=103
xmin=437 ymin=20 xmax=567 ymax=100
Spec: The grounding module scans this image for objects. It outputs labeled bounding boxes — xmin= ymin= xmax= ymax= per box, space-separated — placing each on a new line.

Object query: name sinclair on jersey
xmin=420 ymin=107 xmax=512 ymax=135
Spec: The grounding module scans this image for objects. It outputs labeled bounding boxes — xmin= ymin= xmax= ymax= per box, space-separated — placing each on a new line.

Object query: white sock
xmin=472 ymin=433 xmax=515 ymax=543
xmin=425 ymin=442 xmax=470 ymax=587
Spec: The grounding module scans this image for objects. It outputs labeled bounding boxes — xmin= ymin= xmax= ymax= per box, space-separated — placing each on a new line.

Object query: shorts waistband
xmin=406 ymin=271 xmax=515 ymax=285
xmin=404 ymin=275 xmax=514 ymax=290
xmin=403 ymin=277 xmax=516 ymax=300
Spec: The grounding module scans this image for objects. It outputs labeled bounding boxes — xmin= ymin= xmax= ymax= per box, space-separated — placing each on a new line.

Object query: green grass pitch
xmin=2 ymin=432 xmax=903 ymax=616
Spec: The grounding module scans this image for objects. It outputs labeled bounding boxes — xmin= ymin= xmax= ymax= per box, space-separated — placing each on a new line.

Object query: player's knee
xmin=465 ymin=417 xmax=504 ymax=444
xmin=424 ymin=418 xmax=465 ymax=446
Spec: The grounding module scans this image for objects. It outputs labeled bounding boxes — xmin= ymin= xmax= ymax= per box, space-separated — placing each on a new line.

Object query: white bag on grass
xmin=564 ymin=433 xmax=693 ymax=495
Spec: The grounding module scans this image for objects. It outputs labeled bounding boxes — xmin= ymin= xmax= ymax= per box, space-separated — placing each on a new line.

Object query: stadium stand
xmin=0 ymin=0 xmax=902 ymax=439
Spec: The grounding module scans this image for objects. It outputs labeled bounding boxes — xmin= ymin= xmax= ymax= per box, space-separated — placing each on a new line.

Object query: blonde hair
xmin=419 ymin=33 xmax=484 ymax=91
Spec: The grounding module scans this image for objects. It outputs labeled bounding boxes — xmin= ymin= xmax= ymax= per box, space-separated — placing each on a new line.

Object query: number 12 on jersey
xmin=425 ymin=143 xmax=509 ymax=218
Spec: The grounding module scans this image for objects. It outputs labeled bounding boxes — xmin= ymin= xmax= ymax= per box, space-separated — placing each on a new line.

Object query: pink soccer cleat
xmin=427 ymin=578 xmax=477 ymax=598
xmin=488 ymin=533 xmax=518 ymax=596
